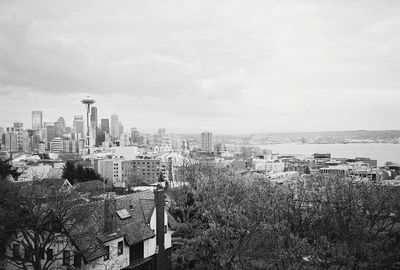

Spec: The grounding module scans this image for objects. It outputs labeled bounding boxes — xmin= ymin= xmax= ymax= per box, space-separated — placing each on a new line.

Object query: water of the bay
xmin=258 ymin=143 xmax=400 ymax=166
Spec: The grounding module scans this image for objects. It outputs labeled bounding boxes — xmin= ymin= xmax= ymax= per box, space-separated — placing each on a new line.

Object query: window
xmin=24 ymin=246 xmax=32 ymax=260
xmin=73 ymin=253 xmax=81 ymax=267
xmin=47 ymin=249 xmax=53 ymax=260
xmin=117 ymin=241 xmax=123 ymax=256
xmin=13 ymin=244 xmax=20 ymax=259
xmin=130 ymin=242 xmax=144 ymax=262
xmin=103 ymin=246 xmax=110 ymax=261
xmin=63 ymin=250 xmax=70 ymax=266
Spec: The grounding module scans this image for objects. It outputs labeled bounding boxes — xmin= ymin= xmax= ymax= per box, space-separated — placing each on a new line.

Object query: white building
xmin=201 ymin=132 xmax=213 ymax=152
xmin=50 ymin=137 xmax=63 ymax=153
xmin=252 ymin=159 xmax=285 ymax=173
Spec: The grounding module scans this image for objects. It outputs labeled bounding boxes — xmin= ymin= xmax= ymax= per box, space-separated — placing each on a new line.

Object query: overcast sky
xmin=1 ymin=0 xmax=399 ymax=134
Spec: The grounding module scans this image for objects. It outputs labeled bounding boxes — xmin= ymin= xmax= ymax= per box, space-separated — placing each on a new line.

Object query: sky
xmin=1 ymin=0 xmax=400 ymax=134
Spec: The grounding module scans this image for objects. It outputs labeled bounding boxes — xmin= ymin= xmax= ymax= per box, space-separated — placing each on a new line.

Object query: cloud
xmin=1 ymin=0 xmax=400 ymax=133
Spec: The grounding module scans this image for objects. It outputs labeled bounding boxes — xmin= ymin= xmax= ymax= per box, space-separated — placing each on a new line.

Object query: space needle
xmin=81 ymin=97 xmax=95 ymax=154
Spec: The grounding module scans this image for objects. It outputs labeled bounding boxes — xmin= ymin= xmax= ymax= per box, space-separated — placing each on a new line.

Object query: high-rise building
xmin=54 ymin=121 xmax=64 ymax=137
xmin=119 ymin=121 xmax=124 ymax=136
xmin=110 ymin=114 xmax=119 ymax=139
xmin=32 ymin=111 xmax=43 ymax=130
xmin=57 ymin=117 xmax=66 ymax=130
xmin=158 ymin=128 xmax=166 ymax=135
xmin=50 ymin=137 xmax=63 ymax=153
xmin=73 ymin=115 xmax=84 ymax=136
xmin=5 ymin=127 xmax=18 ymax=152
xmin=131 ymin=128 xmax=141 ymax=145
xmin=31 ymin=133 xmax=41 ymax=152
xmin=201 ymin=131 xmax=213 ymax=152
xmin=90 ymin=107 xmax=98 ymax=129
xmin=101 ymin=119 xmax=110 ymax=134
xmin=13 ymin=122 xmax=24 ymax=151
xmin=46 ymin=126 xmax=56 ymax=145
xmin=90 ymin=107 xmax=98 ymax=143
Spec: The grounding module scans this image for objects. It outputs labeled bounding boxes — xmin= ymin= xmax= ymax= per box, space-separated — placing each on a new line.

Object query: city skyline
xmin=2 ymin=106 xmax=400 ymax=135
xmin=1 ymin=1 xmax=400 ymax=133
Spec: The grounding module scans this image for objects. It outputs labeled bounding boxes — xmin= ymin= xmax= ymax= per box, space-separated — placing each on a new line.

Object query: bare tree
xmin=0 ymin=179 xmax=105 ymax=270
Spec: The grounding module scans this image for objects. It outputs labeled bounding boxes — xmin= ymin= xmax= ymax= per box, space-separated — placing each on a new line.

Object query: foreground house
xmin=2 ymin=183 xmax=176 ymax=270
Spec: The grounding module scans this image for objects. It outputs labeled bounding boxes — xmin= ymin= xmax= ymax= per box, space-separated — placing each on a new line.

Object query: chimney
xmin=104 ymin=192 xmax=116 ymax=233
xmin=154 ymin=186 xmax=166 ymax=269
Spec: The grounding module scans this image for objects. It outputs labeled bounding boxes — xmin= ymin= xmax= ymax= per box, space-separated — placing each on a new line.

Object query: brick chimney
xmin=104 ymin=192 xmax=116 ymax=233
xmin=154 ymin=186 xmax=166 ymax=270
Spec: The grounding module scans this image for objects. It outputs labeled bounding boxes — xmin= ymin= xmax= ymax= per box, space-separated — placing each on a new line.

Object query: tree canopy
xmin=170 ymin=164 xmax=400 ymax=270
xmin=0 ymin=158 xmax=21 ymax=181
xmin=61 ymin=161 xmax=103 ymax=185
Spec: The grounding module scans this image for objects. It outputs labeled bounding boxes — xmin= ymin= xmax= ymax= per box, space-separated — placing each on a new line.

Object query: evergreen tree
xmin=0 ymin=158 xmax=21 ymax=181
xmin=62 ymin=160 xmax=103 ymax=184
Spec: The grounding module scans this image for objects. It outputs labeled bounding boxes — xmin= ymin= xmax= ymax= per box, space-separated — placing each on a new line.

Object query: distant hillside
xmin=254 ymin=130 xmax=400 ymax=140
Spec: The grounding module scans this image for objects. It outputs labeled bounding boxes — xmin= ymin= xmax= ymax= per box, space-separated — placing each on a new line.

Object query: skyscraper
xmin=201 ymin=132 xmax=213 ymax=153
xmin=47 ymin=125 xmax=56 ymax=144
xmin=73 ymin=115 xmax=84 ymax=136
xmin=110 ymin=114 xmax=119 ymax=139
xmin=13 ymin=122 xmax=24 ymax=151
xmin=54 ymin=120 xmax=64 ymax=137
xmin=90 ymin=107 xmax=98 ymax=129
xmin=32 ymin=111 xmax=43 ymax=130
xmin=101 ymin=119 xmax=110 ymax=134
xmin=131 ymin=128 xmax=141 ymax=144
xmin=90 ymin=107 xmax=98 ymax=142
xmin=119 ymin=121 xmax=124 ymax=135
xmin=5 ymin=127 xmax=18 ymax=152
xmin=57 ymin=117 xmax=66 ymax=130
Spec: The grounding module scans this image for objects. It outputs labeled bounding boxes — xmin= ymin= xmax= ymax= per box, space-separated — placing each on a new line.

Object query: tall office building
xmin=13 ymin=122 xmax=24 ymax=151
xmin=201 ymin=132 xmax=213 ymax=153
xmin=90 ymin=107 xmax=98 ymax=128
xmin=57 ymin=117 xmax=66 ymax=130
xmin=101 ymin=119 xmax=110 ymax=134
xmin=158 ymin=128 xmax=166 ymax=135
xmin=5 ymin=133 xmax=18 ymax=152
xmin=73 ymin=115 xmax=84 ymax=136
xmin=131 ymin=128 xmax=140 ymax=144
xmin=110 ymin=114 xmax=119 ymax=139
xmin=90 ymin=107 xmax=98 ymax=142
xmin=119 ymin=121 xmax=124 ymax=135
xmin=46 ymin=125 xmax=56 ymax=145
xmin=32 ymin=111 xmax=43 ymax=130
xmin=54 ymin=121 xmax=64 ymax=137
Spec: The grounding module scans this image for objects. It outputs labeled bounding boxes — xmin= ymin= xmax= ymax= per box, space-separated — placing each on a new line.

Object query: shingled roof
xmin=68 ymin=190 xmax=177 ymax=262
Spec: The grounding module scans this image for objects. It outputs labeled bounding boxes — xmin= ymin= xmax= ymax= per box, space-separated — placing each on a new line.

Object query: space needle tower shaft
xmin=81 ymin=97 xmax=95 ymax=154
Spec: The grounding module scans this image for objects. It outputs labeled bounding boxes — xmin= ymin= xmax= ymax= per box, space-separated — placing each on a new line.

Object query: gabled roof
xmin=66 ymin=190 xmax=178 ymax=262
xmin=115 ymin=191 xmax=155 ymax=245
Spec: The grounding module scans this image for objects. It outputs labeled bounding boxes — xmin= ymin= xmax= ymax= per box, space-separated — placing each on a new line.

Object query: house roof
xmin=114 ymin=191 xmax=156 ymax=245
xmin=12 ymin=179 xmax=73 ymax=198
xmin=69 ymin=190 xmax=178 ymax=261
xmin=13 ymin=178 xmax=70 ymax=190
